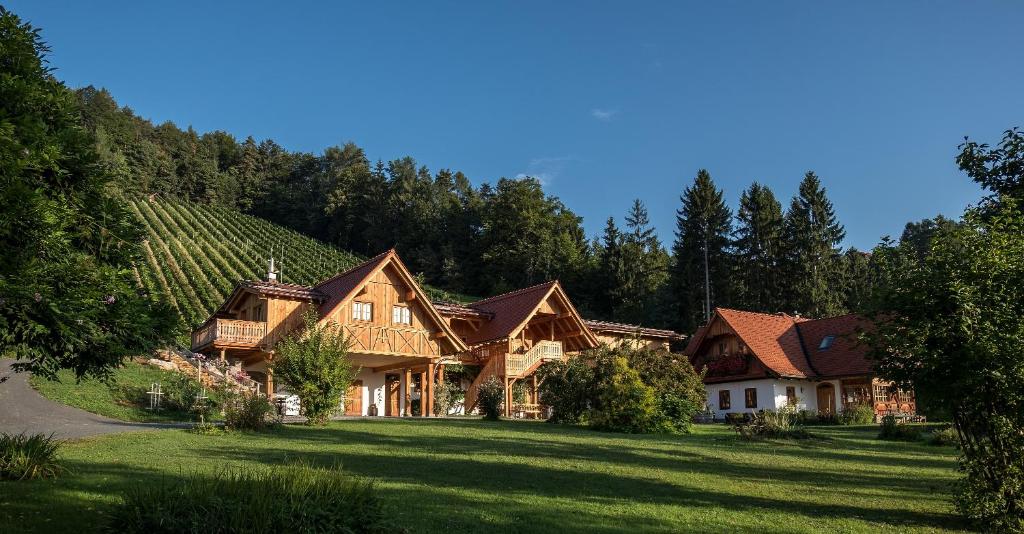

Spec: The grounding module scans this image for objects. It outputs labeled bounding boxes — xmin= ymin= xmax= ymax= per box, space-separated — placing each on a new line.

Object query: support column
xmin=426 ymin=362 xmax=435 ymax=417
xmin=418 ymin=370 xmax=427 ymax=417
xmin=404 ymin=368 xmax=412 ymax=417
xmin=532 ymin=374 xmax=538 ymax=405
xmin=219 ymin=348 xmax=226 ymax=364
xmin=504 ymin=378 xmax=512 ymax=418
xmin=265 ymin=367 xmax=274 ymax=398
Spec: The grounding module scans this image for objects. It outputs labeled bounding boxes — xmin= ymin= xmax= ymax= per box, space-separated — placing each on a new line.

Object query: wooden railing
xmin=505 ymin=341 xmax=562 ymax=377
xmin=191 ymin=319 xmax=267 ymax=351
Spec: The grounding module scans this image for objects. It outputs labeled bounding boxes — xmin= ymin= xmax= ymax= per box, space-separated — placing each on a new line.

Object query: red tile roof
xmin=584 ymin=320 xmax=684 ymax=340
xmin=688 ymin=307 xmax=874 ymax=380
xmin=461 ymin=282 xmax=559 ymax=345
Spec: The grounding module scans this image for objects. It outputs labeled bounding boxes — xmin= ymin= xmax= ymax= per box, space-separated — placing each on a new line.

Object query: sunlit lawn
xmin=0 ymin=419 xmax=968 ymax=533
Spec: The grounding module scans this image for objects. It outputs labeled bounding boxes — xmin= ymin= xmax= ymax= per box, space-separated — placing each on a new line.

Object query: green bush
xmin=477 ymin=376 xmax=504 ymax=421
xmin=838 ymin=404 xmax=875 ymax=425
xmin=928 ymin=425 xmax=960 ymax=447
xmin=0 ymin=433 xmax=64 ymax=481
xmin=877 ymin=414 xmax=922 ymax=441
xmin=536 ymin=357 xmax=595 ymax=424
xmin=223 ymin=393 xmax=278 ymax=431
xmin=734 ymin=409 xmax=812 ymax=441
xmin=108 ymin=463 xmax=394 ymax=533
xmin=273 ymin=311 xmax=356 ymax=425
xmin=590 ymin=356 xmax=668 ymax=434
xmin=432 ymin=380 xmax=463 ymax=417
xmin=658 ymin=393 xmax=698 ymax=433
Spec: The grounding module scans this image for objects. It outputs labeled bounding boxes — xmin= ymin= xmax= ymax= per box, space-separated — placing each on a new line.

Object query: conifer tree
xmin=671 ymin=170 xmax=733 ymax=333
xmin=615 ymin=200 xmax=670 ymax=325
xmin=733 ymin=182 xmax=784 ymax=312
xmin=781 ymin=172 xmax=847 ymax=317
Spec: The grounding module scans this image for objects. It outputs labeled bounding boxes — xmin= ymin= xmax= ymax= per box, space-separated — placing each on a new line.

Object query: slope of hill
xmin=127 ymin=196 xmax=464 ymax=333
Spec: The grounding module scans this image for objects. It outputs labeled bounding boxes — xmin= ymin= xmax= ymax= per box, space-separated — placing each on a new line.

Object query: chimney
xmin=267 ymin=256 xmax=278 ymax=282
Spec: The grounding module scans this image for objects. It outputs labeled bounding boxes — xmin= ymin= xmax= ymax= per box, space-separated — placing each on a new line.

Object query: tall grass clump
xmin=0 ymin=433 xmax=64 ymax=481
xmin=735 ymin=408 xmax=812 ymax=440
xmin=477 ymin=376 xmax=504 ymax=420
xmin=109 ymin=463 xmax=394 ymax=533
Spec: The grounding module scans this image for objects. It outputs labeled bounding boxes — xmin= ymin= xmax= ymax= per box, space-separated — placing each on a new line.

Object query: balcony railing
xmin=505 ymin=340 xmax=563 ymax=377
xmin=191 ymin=319 xmax=267 ymax=351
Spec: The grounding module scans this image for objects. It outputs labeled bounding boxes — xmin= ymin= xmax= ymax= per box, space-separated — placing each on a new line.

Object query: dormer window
xmin=352 ymin=301 xmax=372 ymax=322
xmin=818 ymin=335 xmax=836 ymax=350
xmin=392 ymin=305 xmax=411 ymax=325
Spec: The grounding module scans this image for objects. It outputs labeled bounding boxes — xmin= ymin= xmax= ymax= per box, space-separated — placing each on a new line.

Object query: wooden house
xmin=192 ymin=249 xmax=683 ymax=418
xmin=684 ymin=308 xmax=916 ymax=421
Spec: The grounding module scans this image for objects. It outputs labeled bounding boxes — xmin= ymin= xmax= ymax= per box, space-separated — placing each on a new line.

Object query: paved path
xmin=0 ymin=359 xmax=188 ymax=440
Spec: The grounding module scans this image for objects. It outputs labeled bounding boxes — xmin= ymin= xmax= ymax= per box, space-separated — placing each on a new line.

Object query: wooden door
xmin=385 ymin=374 xmax=400 ymax=416
xmin=817 ymin=383 xmax=836 ymax=415
xmin=345 ymin=380 xmax=363 ymax=416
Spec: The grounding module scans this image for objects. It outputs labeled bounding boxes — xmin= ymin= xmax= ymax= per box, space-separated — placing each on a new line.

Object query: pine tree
xmin=781 ymin=171 xmax=847 ymax=317
xmin=733 ymin=182 xmax=785 ymax=312
xmin=615 ymin=200 xmax=670 ymax=324
xmin=671 ymin=170 xmax=733 ymax=333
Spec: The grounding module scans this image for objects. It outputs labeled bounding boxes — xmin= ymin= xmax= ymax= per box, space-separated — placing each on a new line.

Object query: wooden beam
xmin=371 ymin=358 xmax=430 ymax=373
xmin=426 ymin=362 xmax=435 ymax=417
xmin=404 ymin=368 xmax=412 ymax=417
xmin=405 ymin=290 xmax=416 ymax=301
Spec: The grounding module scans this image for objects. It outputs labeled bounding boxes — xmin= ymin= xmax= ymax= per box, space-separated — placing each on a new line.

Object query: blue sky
xmin=10 ymin=1 xmax=1022 ymax=250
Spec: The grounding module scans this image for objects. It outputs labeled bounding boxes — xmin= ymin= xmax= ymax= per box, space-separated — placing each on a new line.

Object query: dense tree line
xmin=76 ymin=87 xmax=899 ymax=333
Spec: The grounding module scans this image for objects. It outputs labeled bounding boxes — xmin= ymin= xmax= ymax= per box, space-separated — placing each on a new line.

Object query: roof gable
xmin=314 ymin=250 xmax=468 ymax=353
xmin=463 ymin=281 xmax=599 ymax=347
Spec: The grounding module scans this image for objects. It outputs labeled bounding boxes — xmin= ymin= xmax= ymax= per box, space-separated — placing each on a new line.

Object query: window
xmin=786 ymin=386 xmax=797 ymax=406
xmin=745 ymin=388 xmax=758 ymax=409
xmin=352 ymin=301 xmax=372 ymax=322
xmin=392 ymin=305 xmax=411 ymax=325
xmin=719 ymin=390 xmax=731 ymax=410
xmin=818 ymin=335 xmax=836 ymax=350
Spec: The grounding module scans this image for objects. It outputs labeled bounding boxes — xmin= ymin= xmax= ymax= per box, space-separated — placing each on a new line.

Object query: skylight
xmin=818 ymin=335 xmax=836 ymax=350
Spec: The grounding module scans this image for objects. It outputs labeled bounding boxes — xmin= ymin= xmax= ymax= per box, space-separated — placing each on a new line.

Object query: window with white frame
xmin=352 ymin=301 xmax=372 ymax=322
xmin=392 ymin=305 xmax=411 ymax=325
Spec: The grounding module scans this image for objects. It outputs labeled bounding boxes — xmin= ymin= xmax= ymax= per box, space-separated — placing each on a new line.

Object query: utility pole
xmin=703 ymin=229 xmax=711 ymax=322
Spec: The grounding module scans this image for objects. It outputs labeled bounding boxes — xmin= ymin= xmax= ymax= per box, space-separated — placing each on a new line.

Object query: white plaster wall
xmin=705 ymin=378 xmax=843 ymax=419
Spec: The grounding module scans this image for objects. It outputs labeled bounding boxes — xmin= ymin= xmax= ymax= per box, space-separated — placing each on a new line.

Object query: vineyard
xmin=127 ymin=196 xmax=462 ymax=337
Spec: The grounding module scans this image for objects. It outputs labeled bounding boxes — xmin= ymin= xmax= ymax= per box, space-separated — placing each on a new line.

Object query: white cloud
xmin=515 ymin=155 xmax=576 ymax=186
xmin=590 ymin=108 xmax=617 ymax=121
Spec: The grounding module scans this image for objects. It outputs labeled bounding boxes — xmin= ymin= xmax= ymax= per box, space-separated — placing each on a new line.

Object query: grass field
xmin=28 ymin=361 xmax=221 ymax=423
xmin=0 ymin=419 xmax=967 ymax=533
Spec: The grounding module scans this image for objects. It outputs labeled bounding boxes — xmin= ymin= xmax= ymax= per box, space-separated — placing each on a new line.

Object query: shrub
xmin=536 ymin=357 xmax=595 ymax=424
xmin=273 ymin=311 xmax=356 ymax=425
xmin=815 ymin=411 xmax=839 ymax=425
xmin=188 ymin=421 xmax=224 ymax=436
xmin=108 ymin=463 xmax=394 ymax=533
xmin=590 ymin=356 xmax=668 ymax=434
xmin=877 ymin=414 xmax=922 ymax=441
xmin=838 ymin=404 xmax=875 ymax=425
xmin=477 ymin=376 xmax=504 ymax=421
xmin=433 ymin=380 xmax=463 ymax=416
xmin=658 ymin=393 xmax=698 ymax=433
xmin=734 ymin=409 xmax=811 ymax=441
xmin=724 ymin=412 xmax=749 ymax=424
xmin=223 ymin=392 xmax=279 ymax=431
xmin=928 ymin=425 xmax=960 ymax=447
xmin=0 ymin=433 xmax=63 ymax=481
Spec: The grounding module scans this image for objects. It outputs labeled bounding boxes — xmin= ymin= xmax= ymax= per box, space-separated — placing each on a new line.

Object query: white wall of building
xmin=704 ymin=378 xmax=842 ymax=419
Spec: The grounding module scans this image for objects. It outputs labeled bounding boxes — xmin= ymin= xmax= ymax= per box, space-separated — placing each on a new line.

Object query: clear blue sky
xmin=10 ymin=1 xmax=1022 ymax=250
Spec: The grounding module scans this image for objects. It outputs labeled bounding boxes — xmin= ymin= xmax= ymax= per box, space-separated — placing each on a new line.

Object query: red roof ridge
xmin=468 ymin=280 xmax=558 ymax=307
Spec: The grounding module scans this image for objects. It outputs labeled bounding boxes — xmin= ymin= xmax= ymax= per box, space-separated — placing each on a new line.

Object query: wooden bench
xmin=513 ymin=403 xmax=543 ymax=419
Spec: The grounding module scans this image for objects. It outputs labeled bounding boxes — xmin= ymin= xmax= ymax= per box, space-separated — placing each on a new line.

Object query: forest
xmin=76 ymin=86 xmax=946 ymax=333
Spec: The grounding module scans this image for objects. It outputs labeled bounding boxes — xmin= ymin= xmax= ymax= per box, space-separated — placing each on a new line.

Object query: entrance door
xmin=385 ymin=374 xmax=400 ymax=416
xmin=817 ymin=383 xmax=836 ymax=416
xmin=345 ymin=380 xmax=363 ymax=416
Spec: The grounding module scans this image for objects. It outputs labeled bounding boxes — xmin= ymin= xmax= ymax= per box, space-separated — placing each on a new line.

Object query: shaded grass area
xmin=28 ymin=361 xmax=218 ymax=423
xmin=0 ymin=420 xmax=968 ymax=533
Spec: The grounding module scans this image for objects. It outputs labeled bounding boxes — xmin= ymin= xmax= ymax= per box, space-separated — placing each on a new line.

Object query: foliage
xmin=957 ymin=127 xmax=1024 ymax=202
xmin=222 ymin=392 xmax=279 ymax=431
xmin=878 ymin=415 xmax=923 ymax=442
xmin=620 ymin=345 xmax=706 ymax=433
xmin=0 ymin=433 xmax=64 ymax=481
xmin=928 ymin=426 xmax=960 ymax=448
xmin=536 ymin=357 xmax=595 ymax=424
xmin=838 ymin=404 xmax=875 ymax=425
xmin=864 ymin=200 xmax=1024 ymax=530
xmin=734 ymin=408 xmax=812 ymax=441
xmin=733 ymin=182 xmax=786 ymax=313
xmin=671 ymin=169 xmax=734 ymax=332
xmin=0 ymin=7 xmax=176 ymax=381
xmin=29 ymin=361 xmax=223 ymax=423
xmin=476 ymin=376 xmax=505 ymax=421
xmin=273 ymin=310 xmax=355 ymax=425
xmin=781 ymin=171 xmax=847 ymax=317
xmin=433 ymin=380 xmax=463 ymax=417
xmin=590 ymin=356 xmax=668 ymax=434
xmin=187 ymin=421 xmax=224 ymax=436
xmin=108 ymin=462 xmax=393 ymax=533
xmin=511 ymin=380 xmax=529 ymax=404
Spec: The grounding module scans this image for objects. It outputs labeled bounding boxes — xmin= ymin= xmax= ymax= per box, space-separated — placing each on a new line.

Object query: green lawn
xmin=29 ymin=361 xmax=220 ymax=423
xmin=0 ymin=420 xmax=967 ymax=533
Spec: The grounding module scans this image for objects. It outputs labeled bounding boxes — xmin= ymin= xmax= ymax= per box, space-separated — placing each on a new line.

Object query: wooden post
xmin=219 ymin=348 xmax=226 ymax=364
xmin=437 ymin=364 xmax=445 ymax=417
xmin=404 ymin=368 xmax=412 ymax=417
xmin=532 ymin=374 xmax=538 ymax=405
xmin=426 ymin=362 xmax=435 ymax=417
xmin=265 ymin=367 xmax=274 ymax=398
xmin=419 ymin=370 xmax=427 ymax=417
xmin=505 ymin=378 xmax=512 ymax=418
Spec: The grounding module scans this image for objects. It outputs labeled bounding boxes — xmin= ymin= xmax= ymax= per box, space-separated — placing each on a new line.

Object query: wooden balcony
xmin=505 ymin=340 xmax=563 ymax=377
xmin=191 ymin=318 xmax=268 ymax=352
